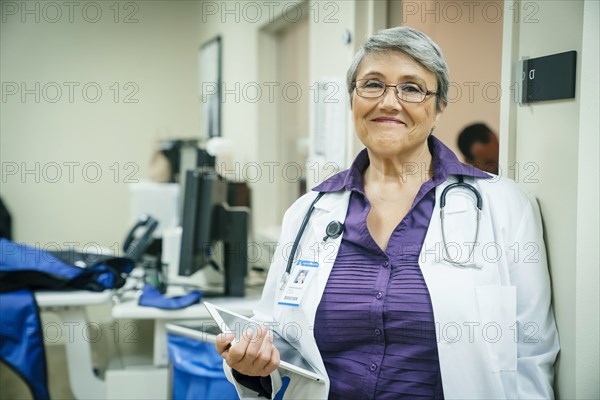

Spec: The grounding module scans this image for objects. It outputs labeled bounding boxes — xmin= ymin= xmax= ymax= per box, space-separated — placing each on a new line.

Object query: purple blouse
xmin=312 ymin=136 xmax=489 ymax=399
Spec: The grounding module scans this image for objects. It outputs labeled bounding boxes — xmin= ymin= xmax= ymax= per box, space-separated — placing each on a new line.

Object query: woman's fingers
xmin=250 ymin=327 xmax=273 ymax=373
xmin=217 ymin=325 xmax=279 ymax=376
xmin=256 ymin=329 xmax=280 ymax=376
xmin=215 ymin=333 xmax=235 ymax=355
xmin=227 ymin=328 xmax=254 ymax=365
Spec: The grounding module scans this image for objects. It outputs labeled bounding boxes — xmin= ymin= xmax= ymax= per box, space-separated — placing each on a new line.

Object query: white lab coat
xmin=224 ymin=175 xmax=559 ymax=399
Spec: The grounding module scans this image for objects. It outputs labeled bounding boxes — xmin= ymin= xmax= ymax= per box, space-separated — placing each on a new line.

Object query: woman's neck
xmin=365 ymin=142 xmax=433 ymax=189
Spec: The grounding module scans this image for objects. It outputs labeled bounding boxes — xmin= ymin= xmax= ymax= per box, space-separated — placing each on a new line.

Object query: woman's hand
xmin=216 ymin=325 xmax=280 ymax=377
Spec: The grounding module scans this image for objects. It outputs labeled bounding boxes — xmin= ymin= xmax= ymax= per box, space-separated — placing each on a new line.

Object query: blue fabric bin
xmin=168 ymin=333 xmax=239 ymax=400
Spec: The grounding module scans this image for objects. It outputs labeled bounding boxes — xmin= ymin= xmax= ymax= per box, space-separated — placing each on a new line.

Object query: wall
xmin=197 ymin=0 xmax=358 ymax=232
xmin=394 ymin=0 xmax=504 ymax=159
xmin=574 ymin=1 xmax=599 ymax=396
xmin=1 ymin=1 xmax=201 ymax=249
xmin=307 ymin=1 xmax=356 ymax=167
xmin=194 ymin=0 xmax=300 ymax=232
xmin=502 ymin=0 xmax=599 ymax=397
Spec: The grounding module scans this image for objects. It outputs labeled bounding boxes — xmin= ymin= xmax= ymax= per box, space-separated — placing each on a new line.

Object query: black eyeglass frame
xmin=351 ymin=79 xmax=438 ymax=103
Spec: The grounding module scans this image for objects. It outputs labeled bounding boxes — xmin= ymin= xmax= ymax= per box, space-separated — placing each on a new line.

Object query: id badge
xmin=278 ymin=260 xmax=319 ymax=307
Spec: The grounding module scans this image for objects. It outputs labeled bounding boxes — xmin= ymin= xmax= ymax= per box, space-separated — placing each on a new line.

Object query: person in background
xmin=0 ymin=197 xmax=12 ymax=240
xmin=457 ymin=123 xmax=499 ymax=174
xmin=216 ymin=27 xmax=558 ymax=399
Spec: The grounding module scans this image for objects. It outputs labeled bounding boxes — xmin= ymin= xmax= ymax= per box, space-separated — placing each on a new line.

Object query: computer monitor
xmin=177 ymin=168 xmax=249 ymax=296
xmin=177 ymin=141 xmax=216 ymax=219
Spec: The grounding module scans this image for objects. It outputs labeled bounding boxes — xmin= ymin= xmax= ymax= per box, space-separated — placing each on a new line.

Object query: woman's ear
xmin=430 ymin=105 xmax=445 ymax=135
xmin=434 ymin=105 xmax=445 ymax=125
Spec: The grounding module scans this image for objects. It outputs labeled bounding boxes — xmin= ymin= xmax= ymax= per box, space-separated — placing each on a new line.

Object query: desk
xmin=35 ymin=290 xmax=113 ymax=400
xmin=35 ymin=289 xmax=260 ymax=400
xmin=107 ymin=291 xmax=260 ymax=399
xmin=112 ymin=292 xmax=261 ymax=366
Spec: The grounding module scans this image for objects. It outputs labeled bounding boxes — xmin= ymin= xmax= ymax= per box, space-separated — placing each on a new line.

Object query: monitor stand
xmin=166 ymin=204 xmax=250 ymax=297
xmin=213 ymin=204 xmax=250 ymax=297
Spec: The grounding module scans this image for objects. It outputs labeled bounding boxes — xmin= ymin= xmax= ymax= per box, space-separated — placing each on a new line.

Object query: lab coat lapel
xmin=302 ymin=191 xmax=351 ymax=325
xmin=470 ymin=178 xmax=511 ymax=286
xmin=274 ymin=191 xmax=350 ymax=384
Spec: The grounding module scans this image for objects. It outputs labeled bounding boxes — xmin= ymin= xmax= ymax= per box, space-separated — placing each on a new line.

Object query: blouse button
xmin=382 ymin=261 xmax=389 ymax=267
xmin=376 ymin=291 xmax=383 ymax=299
xmin=375 ymin=328 xmax=381 ymax=335
xmin=370 ymin=363 xmax=377 ymax=371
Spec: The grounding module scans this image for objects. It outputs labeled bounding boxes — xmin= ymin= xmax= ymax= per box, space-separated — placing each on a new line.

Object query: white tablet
xmin=204 ymin=302 xmax=323 ymax=382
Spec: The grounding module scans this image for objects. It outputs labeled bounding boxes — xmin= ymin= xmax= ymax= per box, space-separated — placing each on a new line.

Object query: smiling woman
xmin=215 ymin=26 xmax=559 ymax=400
xmin=352 ymin=52 xmax=440 ymax=161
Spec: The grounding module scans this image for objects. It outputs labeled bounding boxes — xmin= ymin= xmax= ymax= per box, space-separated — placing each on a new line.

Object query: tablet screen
xmin=204 ymin=302 xmax=322 ymax=381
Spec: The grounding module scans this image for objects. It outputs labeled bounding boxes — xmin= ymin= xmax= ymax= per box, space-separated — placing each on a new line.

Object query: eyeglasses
xmin=352 ymin=79 xmax=437 ymax=103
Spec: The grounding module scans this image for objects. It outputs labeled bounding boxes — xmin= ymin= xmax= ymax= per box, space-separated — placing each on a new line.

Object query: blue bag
xmin=168 ymin=333 xmax=238 ymax=400
xmin=0 ymin=239 xmax=134 ymax=399
xmin=0 ymin=239 xmax=133 ymax=293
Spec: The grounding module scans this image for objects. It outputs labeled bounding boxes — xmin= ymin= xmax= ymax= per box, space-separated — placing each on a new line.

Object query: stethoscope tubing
xmin=440 ymin=176 xmax=482 ymax=266
xmin=281 ymin=192 xmax=326 ymax=288
xmin=282 ymin=176 xmax=483 ymax=285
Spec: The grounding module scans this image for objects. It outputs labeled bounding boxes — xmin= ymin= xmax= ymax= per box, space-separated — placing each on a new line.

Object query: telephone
xmin=123 ymin=214 xmax=159 ymax=261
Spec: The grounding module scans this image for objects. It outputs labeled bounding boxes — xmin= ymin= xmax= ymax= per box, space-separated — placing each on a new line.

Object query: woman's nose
xmin=379 ymin=86 xmax=403 ymax=110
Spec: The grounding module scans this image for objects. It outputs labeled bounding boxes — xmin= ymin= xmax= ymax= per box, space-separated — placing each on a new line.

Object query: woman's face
xmin=352 ymin=51 xmax=443 ymax=158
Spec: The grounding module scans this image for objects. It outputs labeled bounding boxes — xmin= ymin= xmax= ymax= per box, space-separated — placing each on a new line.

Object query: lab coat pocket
xmin=475 ymin=285 xmax=517 ymax=372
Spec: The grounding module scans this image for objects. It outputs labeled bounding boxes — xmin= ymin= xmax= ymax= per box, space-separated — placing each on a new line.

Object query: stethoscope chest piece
xmin=324 ymin=221 xmax=344 ymax=241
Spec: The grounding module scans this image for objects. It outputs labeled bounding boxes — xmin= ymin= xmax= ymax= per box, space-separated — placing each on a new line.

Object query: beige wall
xmin=574 ymin=1 xmax=600 ymax=397
xmin=198 ymin=0 xmax=358 ymax=229
xmin=501 ymin=0 xmax=599 ymax=397
xmin=397 ymin=0 xmax=503 ymax=159
xmin=1 ymin=1 xmax=201 ymax=248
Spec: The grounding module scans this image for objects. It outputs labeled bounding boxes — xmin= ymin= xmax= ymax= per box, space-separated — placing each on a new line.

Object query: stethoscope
xmin=439 ymin=176 xmax=482 ymax=266
xmin=280 ymin=177 xmax=482 ymax=288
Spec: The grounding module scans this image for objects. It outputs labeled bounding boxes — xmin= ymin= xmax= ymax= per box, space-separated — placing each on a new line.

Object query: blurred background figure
xmin=457 ymin=123 xmax=499 ymax=174
xmin=0 ymin=197 xmax=12 ymax=240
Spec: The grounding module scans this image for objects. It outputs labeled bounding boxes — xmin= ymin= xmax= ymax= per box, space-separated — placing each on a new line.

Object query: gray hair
xmin=346 ymin=27 xmax=450 ymax=113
